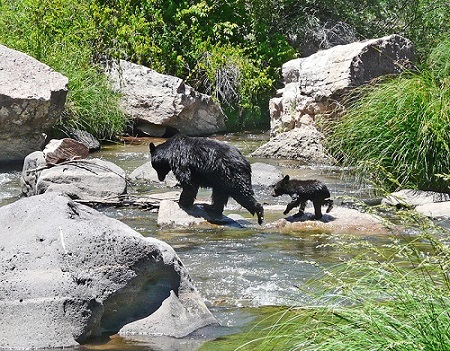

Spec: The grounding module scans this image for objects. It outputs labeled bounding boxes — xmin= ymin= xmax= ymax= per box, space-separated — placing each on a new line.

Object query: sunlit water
xmin=0 ymin=133 xmax=418 ymax=350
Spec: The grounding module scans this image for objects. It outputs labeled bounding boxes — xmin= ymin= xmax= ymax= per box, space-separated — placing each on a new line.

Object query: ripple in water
xmin=0 ymin=172 xmax=21 ymax=206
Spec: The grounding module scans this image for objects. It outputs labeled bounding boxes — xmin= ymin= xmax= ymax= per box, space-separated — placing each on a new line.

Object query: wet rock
xmin=0 ymin=192 xmax=216 ymax=349
xmin=43 ymin=138 xmax=89 ymax=164
xmin=251 ymin=127 xmax=334 ymax=164
xmin=382 ymin=189 xmax=450 ymax=208
xmin=105 ymin=60 xmax=226 ymax=136
xmin=120 ymin=290 xmax=217 ymax=338
xmin=0 ymin=44 xmax=68 ymax=162
xmin=265 ymin=205 xmax=391 ymax=235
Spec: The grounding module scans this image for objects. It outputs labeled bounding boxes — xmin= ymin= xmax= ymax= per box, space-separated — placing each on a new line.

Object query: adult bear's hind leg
xmin=203 ymin=187 xmax=229 ymax=215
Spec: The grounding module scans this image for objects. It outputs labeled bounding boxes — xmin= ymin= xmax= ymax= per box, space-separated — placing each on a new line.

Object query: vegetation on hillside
xmin=1 ymin=0 xmax=449 ymax=135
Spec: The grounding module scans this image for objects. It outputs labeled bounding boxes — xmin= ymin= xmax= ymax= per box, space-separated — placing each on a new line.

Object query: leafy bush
xmin=91 ymin=0 xmax=295 ymax=130
xmin=190 ymin=44 xmax=274 ymax=130
xmin=326 ymin=40 xmax=450 ymax=193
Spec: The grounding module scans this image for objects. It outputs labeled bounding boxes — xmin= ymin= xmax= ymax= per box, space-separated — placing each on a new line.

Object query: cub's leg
xmin=313 ymin=200 xmax=324 ymax=219
xmin=284 ymin=197 xmax=302 ymax=215
xmin=293 ymin=201 xmax=307 ymax=218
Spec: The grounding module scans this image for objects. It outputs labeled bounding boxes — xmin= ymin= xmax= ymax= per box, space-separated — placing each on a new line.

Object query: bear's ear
xmin=283 ymin=175 xmax=290 ymax=181
xmin=149 ymin=143 xmax=156 ymax=153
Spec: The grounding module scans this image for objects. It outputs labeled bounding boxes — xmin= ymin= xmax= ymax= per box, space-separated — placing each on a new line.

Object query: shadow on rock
xmin=284 ymin=212 xmax=336 ymax=223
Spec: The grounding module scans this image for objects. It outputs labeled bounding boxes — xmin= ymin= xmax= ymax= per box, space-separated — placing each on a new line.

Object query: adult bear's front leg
xmin=178 ymin=184 xmax=199 ymax=208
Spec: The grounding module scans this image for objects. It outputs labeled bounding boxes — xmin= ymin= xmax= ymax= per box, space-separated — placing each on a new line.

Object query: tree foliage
xmin=0 ymin=0 xmax=449 ymax=134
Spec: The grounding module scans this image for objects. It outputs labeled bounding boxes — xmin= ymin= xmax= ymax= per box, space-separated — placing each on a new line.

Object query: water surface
xmin=0 ymin=134 xmax=408 ymax=350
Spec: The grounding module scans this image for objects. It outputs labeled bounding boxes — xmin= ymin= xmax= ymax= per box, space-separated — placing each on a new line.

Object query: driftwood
xmin=74 ymin=191 xmax=181 ymax=210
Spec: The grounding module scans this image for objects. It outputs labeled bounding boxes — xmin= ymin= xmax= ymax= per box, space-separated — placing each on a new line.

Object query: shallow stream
xmin=0 ymin=133 xmax=424 ymax=351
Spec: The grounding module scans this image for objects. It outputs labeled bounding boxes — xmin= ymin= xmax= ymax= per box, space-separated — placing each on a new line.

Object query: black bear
xmin=149 ymin=134 xmax=264 ymax=224
xmin=271 ymin=175 xmax=333 ymax=219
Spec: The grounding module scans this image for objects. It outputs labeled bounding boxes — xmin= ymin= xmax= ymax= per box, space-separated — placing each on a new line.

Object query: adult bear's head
xmin=149 ymin=142 xmax=171 ymax=181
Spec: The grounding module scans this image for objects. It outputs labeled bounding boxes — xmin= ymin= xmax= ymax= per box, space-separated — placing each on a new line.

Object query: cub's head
xmin=271 ymin=175 xmax=290 ymax=197
xmin=149 ymin=143 xmax=171 ymax=181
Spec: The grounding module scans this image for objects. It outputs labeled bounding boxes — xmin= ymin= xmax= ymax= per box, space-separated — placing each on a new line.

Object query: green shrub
xmin=189 ymin=44 xmax=274 ymax=131
xmin=326 ymin=40 xmax=450 ymax=193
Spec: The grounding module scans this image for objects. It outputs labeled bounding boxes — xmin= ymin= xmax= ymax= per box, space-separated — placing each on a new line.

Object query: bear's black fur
xmin=149 ymin=134 xmax=264 ymax=224
xmin=271 ymin=175 xmax=333 ymax=219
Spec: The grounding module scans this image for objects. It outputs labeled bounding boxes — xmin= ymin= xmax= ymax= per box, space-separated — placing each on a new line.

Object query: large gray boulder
xmin=36 ymin=158 xmax=127 ymax=200
xmin=260 ymin=35 xmax=414 ymax=163
xmin=251 ymin=127 xmax=334 ymax=163
xmin=0 ymin=193 xmax=216 ymax=349
xmin=271 ymin=34 xmax=414 ymax=135
xmin=21 ymin=151 xmax=127 ymax=200
xmin=106 ymin=60 xmax=226 ymax=137
xmin=0 ymin=45 xmax=68 ymax=162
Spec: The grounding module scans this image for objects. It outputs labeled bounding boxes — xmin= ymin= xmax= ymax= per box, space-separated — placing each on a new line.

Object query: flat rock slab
xmin=415 ymin=202 xmax=450 ymax=220
xmin=157 ymin=200 xmax=251 ymax=228
xmin=264 ymin=205 xmax=391 ymax=235
xmin=382 ymin=189 xmax=450 ymax=207
xmin=156 ymin=200 xmax=391 ymax=235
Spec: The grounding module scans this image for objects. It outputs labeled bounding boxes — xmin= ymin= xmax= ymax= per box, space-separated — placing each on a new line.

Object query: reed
xmin=326 ymin=40 xmax=450 ymax=193
xmin=240 ymin=233 xmax=450 ymax=351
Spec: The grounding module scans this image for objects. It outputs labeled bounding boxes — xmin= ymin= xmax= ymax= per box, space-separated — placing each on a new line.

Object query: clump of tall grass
xmin=326 ymin=40 xmax=450 ymax=193
xmin=241 ymin=233 xmax=450 ymax=351
xmin=0 ymin=0 xmax=129 ymax=140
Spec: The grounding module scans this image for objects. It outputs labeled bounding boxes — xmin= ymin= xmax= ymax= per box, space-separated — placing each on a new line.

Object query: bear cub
xmin=271 ymin=175 xmax=333 ymax=219
xmin=149 ymin=134 xmax=264 ymax=224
